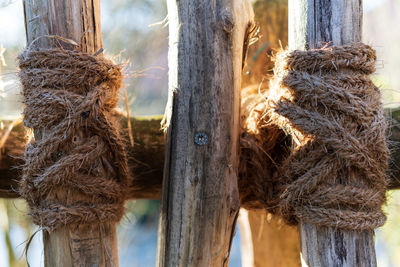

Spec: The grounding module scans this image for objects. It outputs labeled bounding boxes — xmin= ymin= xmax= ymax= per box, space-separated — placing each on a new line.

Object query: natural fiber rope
xmin=265 ymin=43 xmax=389 ymax=230
xmin=239 ymin=85 xmax=289 ymax=212
xmin=18 ymin=49 xmax=129 ymax=230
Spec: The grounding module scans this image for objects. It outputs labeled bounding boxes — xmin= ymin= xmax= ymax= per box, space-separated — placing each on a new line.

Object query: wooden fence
xmin=0 ymin=0 xmax=398 ymax=266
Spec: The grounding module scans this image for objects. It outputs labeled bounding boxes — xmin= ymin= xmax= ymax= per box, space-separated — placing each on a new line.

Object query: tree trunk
xmin=288 ymin=0 xmax=378 ymax=266
xmin=23 ymin=0 xmax=119 ymax=266
xmin=156 ymin=0 xmax=254 ymax=266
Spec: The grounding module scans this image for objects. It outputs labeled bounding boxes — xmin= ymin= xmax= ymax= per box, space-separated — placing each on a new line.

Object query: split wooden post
xmin=23 ymin=1 xmax=119 ymax=266
xmin=289 ymin=0 xmax=378 ymax=266
xmin=156 ymin=0 xmax=254 ymax=266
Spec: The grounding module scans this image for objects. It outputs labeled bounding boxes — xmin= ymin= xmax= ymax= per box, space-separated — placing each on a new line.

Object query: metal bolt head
xmin=194 ymin=132 xmax=208 ymax=146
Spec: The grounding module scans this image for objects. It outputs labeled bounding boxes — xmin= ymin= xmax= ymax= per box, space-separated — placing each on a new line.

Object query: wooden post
xmin=240 ymin=1 xmax=301 ymax=266
xmin=23 ymin=1 xmax=119 ymax=266
xmin=238 ymin=209 xmax=301 ymax=267
xmin=156 ymin=0 xmax=254 ymax=266
xmin=288 ymin=0 xmax=378 ymax=266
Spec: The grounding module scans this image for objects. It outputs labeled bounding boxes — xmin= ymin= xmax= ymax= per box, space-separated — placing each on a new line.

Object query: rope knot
xmin=18 ymin=49 xmax=129 ymax=230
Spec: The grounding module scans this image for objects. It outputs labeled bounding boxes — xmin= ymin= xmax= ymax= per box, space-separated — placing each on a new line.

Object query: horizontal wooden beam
xmin=1 ymin=107 xmax=400 ymax=199
xmin=0 ymin=116 xmax=165 ymax=199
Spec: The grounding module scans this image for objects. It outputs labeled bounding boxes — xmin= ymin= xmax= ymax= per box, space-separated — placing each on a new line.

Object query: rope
xmin=18 ymin=49 xmax=129 ymax=230
xmin=267 ymin=43 xmax=388 ymax=230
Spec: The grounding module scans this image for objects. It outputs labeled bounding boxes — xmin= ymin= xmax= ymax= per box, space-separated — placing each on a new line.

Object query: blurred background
xmin=0 ymin=0 xmax=399 ymax=266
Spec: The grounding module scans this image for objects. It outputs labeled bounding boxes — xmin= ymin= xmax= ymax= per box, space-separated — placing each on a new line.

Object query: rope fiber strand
xmin=17 ymin=43 xmax=387 ymax=232
xmin=18 ymin=49 xmax=129 ymax=231
xmin=268 ymin=43 xmax=389 ymax=230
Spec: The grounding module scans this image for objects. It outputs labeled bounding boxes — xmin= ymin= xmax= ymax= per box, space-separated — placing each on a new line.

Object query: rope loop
xmin=268 ymin=43 xmax=388 ymax=230
xmin=18 ymin=49 xmax=129 ymax=230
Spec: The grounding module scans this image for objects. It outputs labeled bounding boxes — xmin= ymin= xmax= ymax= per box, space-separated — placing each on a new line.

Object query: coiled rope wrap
xmin=18 ymin=49 xmax=129 ymax=230
xmin=268 ymin=43 xmax=389 ymax=230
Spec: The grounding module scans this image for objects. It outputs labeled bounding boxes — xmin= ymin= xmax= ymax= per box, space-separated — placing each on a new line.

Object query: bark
xmin=156 ymin=0 xmax=254 ymax=266
xmin=289 ymin=0 xmax=377 ymax=266
xmin=23 ymin=0 xmax=118 ymax=266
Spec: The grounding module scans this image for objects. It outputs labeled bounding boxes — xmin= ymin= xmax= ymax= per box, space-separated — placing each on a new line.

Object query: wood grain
xmin=289 ymin=0 xmax=362 ymax=50
xmin=23 ymin=0 xmax=119 ymax=266
xmin=156 ymin=0 xmax=254 ymax=266
xmin=289 ymin=0 xmax=378 ymax=266
xmin=299 ymin=222 xmax=376 ymax=267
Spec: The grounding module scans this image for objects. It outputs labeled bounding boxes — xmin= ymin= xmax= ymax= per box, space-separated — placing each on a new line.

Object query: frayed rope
xmin=240 ymin=43 xmax=388 ymax=231
xmin=18 ymin=48 xmax=129 ymax=231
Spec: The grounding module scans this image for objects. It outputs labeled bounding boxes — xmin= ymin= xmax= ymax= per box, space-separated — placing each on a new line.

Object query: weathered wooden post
xmin=288 ymin=0 xmax=378 ymax=266
xmin=156 ymin=0 xmax=254 ymax=266
xmin=22 ymin=1 xmax=119 ymax=266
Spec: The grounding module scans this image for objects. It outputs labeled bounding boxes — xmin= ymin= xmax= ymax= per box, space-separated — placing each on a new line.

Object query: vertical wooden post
xmin=237 ymin=209 xmax=255 ymax=267
xmin=23 ymin=1 xmax=118 ymax=266
xmin=240 ymin=1 xmax=301 ymax=265
xmin=288 ymin=0 xmax=378 ymax=266
xmin=156 ymin=0 xmax=254 ymax=266
xmin=239 ymin=209 xmax=301 ymax=267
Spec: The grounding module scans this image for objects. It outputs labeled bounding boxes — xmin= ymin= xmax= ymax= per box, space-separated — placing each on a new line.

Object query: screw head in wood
xmin=194 ymin=132 xmax=208 ymax=146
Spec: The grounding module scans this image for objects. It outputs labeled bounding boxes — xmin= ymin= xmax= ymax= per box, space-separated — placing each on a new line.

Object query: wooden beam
xmin=2 ymin=108 xmax=400 ymax=199
xmin=156 ymin=0 xmax=254 ymax=266
xmin=0 ymin=116 xmax=164 ymax=199
xmin=23 ymin=0 xmax=119 ymax=266
xmin=288 ymin=0 xmax=378 ymax=266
